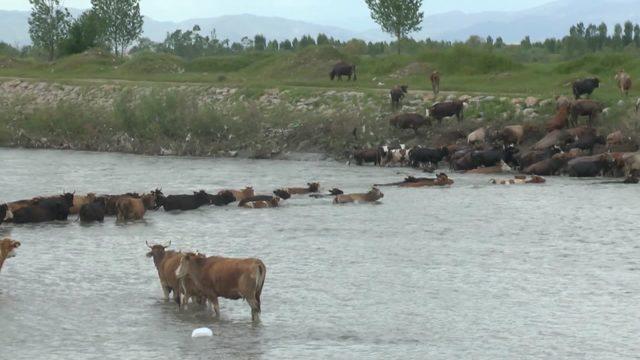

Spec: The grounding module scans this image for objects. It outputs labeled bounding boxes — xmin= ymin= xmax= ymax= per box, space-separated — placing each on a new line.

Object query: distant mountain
xmin=1 ymin=0 xmax=640 ymax=47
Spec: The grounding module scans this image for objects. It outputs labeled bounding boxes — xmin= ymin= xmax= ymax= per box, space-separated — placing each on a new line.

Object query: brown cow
xmin=176 ymin=253 xmax=267 ymax=321
xmin=430 ymin=71 xmax=440 ymax=96
xmin=500 ymin=125 xmax=525 ymax=145
xmin=141 ymin=189 xmax=163 ymax=210
xmin=546 ymin=105 xmax=570 ymax=132
xmin=490 ymin=175 xmax=546 ymax=185
xmin=352 ymin=148 xmax=382 ymax=166
xmin=615 ymin=70 xmax=632 ymax=96
xmin=0 ymin=238 xmax=20 ymax=273
xmin=569 ymin=100 xmax=603 ymax=127
xmin=284 ymin=182 xmax=320 ymax=195
xmin=70 ymin=193 xmax=96 ymax=215
xmin=399 ymin=173 xmax=454 ymax=187
xmin=223 ymin=187 xmax=254 ymax=202
xmin=427 ymin=101 xmax=465 ymax=125
xmin=467 ymin=127 xmax=486 ymax=144
xmin=389 ymin=113 xmax=430 ymax=133
xmin=146 ymin=241 xmax=204 ymax=306
xmin=116 ymin=197 xmax=145 ymax=221
xmin=239 ymin=196 xmax=280 ymax=208
xmin=390 ymin=85 xmax=408 ymax=110
xmin=333 ymin=187 xmax=384 ymax=204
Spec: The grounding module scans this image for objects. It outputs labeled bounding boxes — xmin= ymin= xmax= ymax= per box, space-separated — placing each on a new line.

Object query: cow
xmin=334 ymin=187 xmax=384 ymax=204
xmin=79 ymin=199 xmax=106 ymax=223
xmin=352 ymin=148 xmax=381 ymax=166
xmin=471 ymin=145 xmax=519 ymax=168
xmin=399 ymin=173 xmax=454 ymax=187
xmin=239 ymin=196 xmax=280 ymax=208
xmin=615 ymin=70 xmax=632 ymax=96
xmin=116 ymin=197 xmax=146 ymax=221
xmin=69 ymin=193 xmax=96 ymax=215
xmin=223 ymin=187 xmax=254 ymax=203
xmin=467 ymin=127 xmax=486 ymax=144
xmin=0 ymin=203 xmax=11 ymax=225
xmin=384 ymin=146 xmax=410 ymax=167
xmin=160 ymin=190 xmax=211 ymax=211
xmin=572 ymin=78 xmax=600 ymax=99
xmin=426 ymin=101 xmax=464 ymax=125
xmin=409 ymin=147 xmax=449 ymax=168
xmin=547 ymin=104 xmax=570 ymax=132
xmin=283 ymin=183 xmax=320 ymax=195
xmin=141 ymin=189 xmax=164 ymax=210
xmin=451 ymin=150 xmax=476 ymax=171
xmin=11 ymin=193 xmax=74 ymax=224
xmin=515 ymin=146 xmax=563 ymax=170
xmin=430 ymin=71 xmax=440 ymax=96
xmin=522 ymin=153 xmax=572 ymax=175
xmin=309 ymin=189 xmax=344 ymax=199
xmin=390 ymin=85 xmax=408 ymax=110
xmin=207 ymin=191 xmax=237 ymax=206
xmin=500 ymin=125 xmax=525 ymax=145
xmin=569 ymin=100 xmax=603 ymax=127
xmin=0 ymin=238 xmax=20 ymax=273
xmin=98 ymin=193 xmax=140 ymax=216
xmin=567 ymin=154 xmax=615 ymax=177
xmin=533 ymin=130 xmax=574 ymax=151
xmin=330 ymin=62 xmax=356 ymax=81
xmin=607 ymin=131 xmax=625 ymax=146
xmin=564 ymin=134 xmax=606 ymax=154
xmin=490 ymin=175 xmax=546 ymax=185
xmin=389 ymin=113 xmax=430 ymax=133
xmin=466 ymin=161 xmax=512 ymax=174
xmin=146 ymin=241 xmax=205 ymax=307
xmin=176 ymin=252 xmax=267 ymax=321
xmin=556 ymin=95 xmax=572 ymax=110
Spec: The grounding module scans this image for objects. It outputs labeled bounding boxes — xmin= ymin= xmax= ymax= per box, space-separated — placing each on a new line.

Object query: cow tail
xmin=253 ymin=261 xmax=266 ymax=312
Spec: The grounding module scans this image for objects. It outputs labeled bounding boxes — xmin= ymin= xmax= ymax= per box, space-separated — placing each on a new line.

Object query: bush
xmin=120 ymin=51 xmax=185 ymax=74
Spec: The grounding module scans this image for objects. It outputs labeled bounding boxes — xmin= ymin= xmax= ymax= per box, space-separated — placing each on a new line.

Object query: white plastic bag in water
xmin=191 ymin=327 xmax=213 ymax=338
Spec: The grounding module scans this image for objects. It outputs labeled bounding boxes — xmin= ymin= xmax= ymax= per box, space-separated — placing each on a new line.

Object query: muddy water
xmin=1 ymin=149 xmax=639 ymax=359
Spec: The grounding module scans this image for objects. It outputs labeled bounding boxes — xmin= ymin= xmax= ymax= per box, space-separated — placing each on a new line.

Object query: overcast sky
xmin=2 ymin=0 xmax=555 ymax=29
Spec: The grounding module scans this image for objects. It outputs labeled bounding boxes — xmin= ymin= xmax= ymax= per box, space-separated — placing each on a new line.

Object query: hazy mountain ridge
xmin=1 ymin=0 xmax=639 ymax=46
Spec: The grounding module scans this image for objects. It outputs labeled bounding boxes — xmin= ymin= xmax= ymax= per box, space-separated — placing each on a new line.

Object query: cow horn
xmin=146 ymin=240 xmax=153 ymax=249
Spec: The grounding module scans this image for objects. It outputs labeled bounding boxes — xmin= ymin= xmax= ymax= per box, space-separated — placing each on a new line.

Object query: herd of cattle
xmin=348 ymin=66 xmax=640 ymax=182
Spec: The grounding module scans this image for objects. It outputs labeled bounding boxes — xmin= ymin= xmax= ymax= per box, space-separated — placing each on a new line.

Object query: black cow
xmin=471 ymin=145 xmax=519 ymax=168
xmin=522 ymin=154 xmax=571 ymax=176
xmin=390 ymin=85 xmax=408 ymax=110
xmin=79 ymin=200 xmax=106 ymax=223
xmin=427 ymin=101 xmax=465 ymax=125
xmin=564 ymin=134 xmax=605 ymax=154
xmin=207 ymin=190 xmax=237 ymax=206
xmin=160 ymin=190 xmax=211 ymax=211
xmin=410 ymin=147 xmax=449 ymax=168
xmin=389 ymin=113 xmax=430 ymax=133
xmin=12 ymin=193 xmax=74 ymax=224
xmin=0 ymin=203 xmax=8 ymax=225
xmin=567 ymin=154 xmax=614 ymax=177
xmin=330 ymin=62 xmax=357 ymax=81
xmin=516 ymin=146 xmax=563 ymax=170
xmin=272 ymin=190 xmax=292 ymax=200
xmin=573 ymin=78 xmax=600 ymax=99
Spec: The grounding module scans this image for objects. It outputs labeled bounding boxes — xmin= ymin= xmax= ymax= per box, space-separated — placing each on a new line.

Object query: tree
xmin=634 ymin=24 xmax=640 ymax=47
xmin=254 ymin=34 xmax=266 ymax=51
xmin=597 ymin=22 xmax=608 ymax=49
xmin=613 ymin=23 xmax=623 ymax=49
xmin=365 ymin=0 xmax=424 ymax=54
xmin=317 ymin=33 xmax=330 ymax=46
xmin=267 ymin=40 xmax=279 ymax=52
xmin=494 ymin=37 xmax=505 ymax=48
xmin=520 ymin=35 xmax=532 ymax=49
xmin=280 ymin=39 xmax=292 ymax=50
xmin=61 ymin=10 xmax=105 ymax=55
xmin=91 ymin=0 xmax=143 ymax=57
xmin=299 ymin=35 xmax=316 ymax=48
xmin=28 ymin=0 xmax=71 ymax=61
xmin=623 ymin=21 xmax=634 ymax=47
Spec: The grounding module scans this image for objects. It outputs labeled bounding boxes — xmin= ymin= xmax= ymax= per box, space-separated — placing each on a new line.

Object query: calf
xmin=573 ymin=78 xmax=600 ymax=99
xmin=390 ymin=85 xmax=408 ymax=110
xmin=160 ymin=190 xmax=211 ymax=211
xmin=116 ymin=197 xmax=146 ymax=221
xmin=389 ymin=113 xmax=430 ymax=133
xmin=409 ymin=147 xmax=449 ymax=168
xmin=427 ymin=101 xmax=465 ymax=125
xmin=0 ymin=238 xmax=20 ymax=273
xmin=176 ymin=252 xmax=267 ymax=321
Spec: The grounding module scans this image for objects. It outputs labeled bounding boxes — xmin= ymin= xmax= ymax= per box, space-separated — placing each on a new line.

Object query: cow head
xmin=328 ymin=188 xmax=344 ymax=196
xmin=273 ymin=189 xmax=291 ymax=200
xmin=176 ymin=252 xmax=207 ymax=280
xmin=307 ymin=183 xmax=320 ymax=193
xmin=0 ymin=204 xmax=11 ymax=223
xmin=214 ymin=190 xmax=237 ymax=205
xmin=146 ymin=240 xmax=171 ymax=265
xmin=62 ymin=193 xmax=75 ymax=208
xmin=367 ymin=187 xmax=384 ymax=201
xmin=1 ymin=238 xmax=20 ymax=260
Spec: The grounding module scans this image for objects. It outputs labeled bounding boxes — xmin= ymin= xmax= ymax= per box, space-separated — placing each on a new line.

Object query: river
xmin=1 ymin=148 xmax=639 ymax=359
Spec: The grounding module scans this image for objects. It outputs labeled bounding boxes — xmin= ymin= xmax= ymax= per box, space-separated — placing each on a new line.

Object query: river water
xmin=1 ymin=148 xmax=639 ymax=359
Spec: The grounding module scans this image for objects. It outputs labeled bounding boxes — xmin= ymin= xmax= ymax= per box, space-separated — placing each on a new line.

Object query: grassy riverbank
xmin=1 ymin=46 xmax=639 ymax=158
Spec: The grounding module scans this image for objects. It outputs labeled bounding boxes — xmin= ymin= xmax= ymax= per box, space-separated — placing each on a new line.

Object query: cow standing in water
xmin=430 ymin=71 xmax=440 ymax=96
xmin=615 ymin=70 xmax=632 ymax=96
xmin=176 ymin=252 xmax=266 ymax=322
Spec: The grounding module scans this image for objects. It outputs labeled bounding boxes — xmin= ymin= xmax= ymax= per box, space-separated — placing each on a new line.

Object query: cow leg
xmin=161 ymin=283 xmax=170 ymax=301
xmin=210 ymin=296 xmax=220 ymax=317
